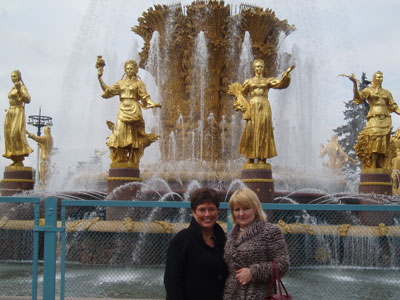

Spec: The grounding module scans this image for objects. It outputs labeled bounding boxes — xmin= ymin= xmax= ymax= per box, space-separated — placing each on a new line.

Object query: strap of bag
xmin=269 ymin=261 xmax=290 ymax=297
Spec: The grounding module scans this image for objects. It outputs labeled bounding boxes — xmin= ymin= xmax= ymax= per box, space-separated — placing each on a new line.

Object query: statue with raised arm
xmin=319 ymin=134 xmax=356 ymax=171
xmin=3 ymin=70 xmax=33 ymax=167
xmin=229 ymin=59 xmax=295 ymax=165
xmin=27 ymin=126 xmax=53 ymax=188
xmin=96 ymin=57 xmax=161 ymax=167
xmin=344 ymin=71 xmax=400 ymax=170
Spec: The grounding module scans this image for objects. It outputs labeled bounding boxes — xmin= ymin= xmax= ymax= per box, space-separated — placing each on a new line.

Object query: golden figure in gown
xmin=97 ymin=58 xmax=161 ymax=167
xmin=319 ymin=134 xmax=356 ymax=171
xmin=27 ymin=126 xmax=53 ymax=188
xmin=390 ymin=128 xmax=400 ymax=193
xmin=346 ymin=71 xmax=400 ymax=170
xmin=229 ymin=59 xmax=295 ymax=165
xmin=3 ymin=70 xmax=33 ymax=167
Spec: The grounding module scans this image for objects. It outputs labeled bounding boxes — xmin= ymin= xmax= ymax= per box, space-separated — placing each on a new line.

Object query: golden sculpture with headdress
xmin=229 ymin=59 xmax=295 ymax=165
xmin=96 ymin=57 xmax=161 ymax=168
xmin=343 ymin=71 xmax=400 ymax=170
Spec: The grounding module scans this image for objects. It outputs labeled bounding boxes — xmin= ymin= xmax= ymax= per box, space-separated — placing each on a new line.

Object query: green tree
xmin=333 ymin=73 xmax=370 ymax=162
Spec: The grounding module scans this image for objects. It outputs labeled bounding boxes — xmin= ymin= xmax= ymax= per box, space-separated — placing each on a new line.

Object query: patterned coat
xmin=223 ymin=220 xmax=289 ymax=300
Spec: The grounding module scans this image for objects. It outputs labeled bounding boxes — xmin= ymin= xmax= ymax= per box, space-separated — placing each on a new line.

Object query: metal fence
xmin=1 ymin=197 xmax=400 ymax=300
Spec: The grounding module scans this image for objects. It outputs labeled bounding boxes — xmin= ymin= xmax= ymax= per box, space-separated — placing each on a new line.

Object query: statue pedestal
xmin=358 ymin=168 xmax=393 ymax=226
xmin=106 ymin=163 xmax=141 ymax=220
xmin=241 ymin=163 xmax=274 ymax=203
xmin=1 ymin=166 xmax=35 ymax=196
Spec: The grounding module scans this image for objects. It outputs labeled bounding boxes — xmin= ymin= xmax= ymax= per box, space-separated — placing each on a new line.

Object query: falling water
xmin=146 ymin=31 xmax=161 ymax=87
xmin=191 ymin=131 xmax=195 ymax=160
xmin=207 ymin=112 xmax=215 ymax=161
xmin=192 ymin=31 xmax=208 ymax=161
xmin=176 ymin=115 xmax=184 ymax=160
xmin=168 ymin=131 xmax=176 ymax=162
xmin=221 ymin=115 xmax=226 ymax=157
xmin=238 ymin=31 xmax=254 ymax=83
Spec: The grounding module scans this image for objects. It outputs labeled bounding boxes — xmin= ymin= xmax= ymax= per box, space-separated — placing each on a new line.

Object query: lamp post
xmin=28 ymin=107 xmax=53 ymax=185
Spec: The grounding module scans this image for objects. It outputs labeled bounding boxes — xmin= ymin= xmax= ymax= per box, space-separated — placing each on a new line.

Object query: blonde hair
xmin=229 ymin=188 xmax=266 ymax=224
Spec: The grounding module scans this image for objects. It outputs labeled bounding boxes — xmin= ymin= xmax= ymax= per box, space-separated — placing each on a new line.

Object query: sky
xmin=0 ymin=0 xmax=400 ymax=189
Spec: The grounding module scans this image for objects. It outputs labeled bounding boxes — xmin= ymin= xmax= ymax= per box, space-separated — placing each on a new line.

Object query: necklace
xmin=239 ymin=227 xmax=245 ymax=232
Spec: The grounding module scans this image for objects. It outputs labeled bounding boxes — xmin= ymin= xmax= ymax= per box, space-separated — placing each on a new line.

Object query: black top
xmin=164 ymin=218 xmax=228 ymax=300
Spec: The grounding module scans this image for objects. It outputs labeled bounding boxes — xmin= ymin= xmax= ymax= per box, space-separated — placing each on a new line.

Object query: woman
xmin=97 ymin=59 xmax=161 ymax=165
xmin=223 ymin=188 xmax=289 ymax=300
xmin=3 ymin=70 xmax=33 ymax=166
xmin=235 ymin=60 xmax=295 ymax=164
xmin=348 ymin=71 xmax=400 ymax=169
xmin=164 ymin=187 xmax=227 ymax=300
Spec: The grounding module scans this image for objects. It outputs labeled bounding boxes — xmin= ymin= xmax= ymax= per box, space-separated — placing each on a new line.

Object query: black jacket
xmin=164 ymin=218 xmax=227 ymax=300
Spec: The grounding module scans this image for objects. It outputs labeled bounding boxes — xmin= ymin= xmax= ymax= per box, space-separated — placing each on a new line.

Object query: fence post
xmin=42 ymin=198 xmax=58 ymax=300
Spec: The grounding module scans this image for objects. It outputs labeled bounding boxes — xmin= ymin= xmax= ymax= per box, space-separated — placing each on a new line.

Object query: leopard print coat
xmin=223 ymin=220 xmax=290 ymax=300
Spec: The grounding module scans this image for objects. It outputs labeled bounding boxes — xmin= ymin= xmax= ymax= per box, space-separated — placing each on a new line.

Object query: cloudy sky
xmin=0 ymin=0 xmax=399 ymax=188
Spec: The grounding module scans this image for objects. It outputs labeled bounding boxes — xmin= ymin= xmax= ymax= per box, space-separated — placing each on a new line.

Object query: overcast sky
xmin=0 ymin=0 xmax=399 ymax=189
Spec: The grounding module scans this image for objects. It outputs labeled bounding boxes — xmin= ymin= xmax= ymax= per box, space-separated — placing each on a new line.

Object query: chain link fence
xmin=1 ymin=198 xmax=400 ymax=299
xmin=0 ymin=198 xmax=41 ymax=299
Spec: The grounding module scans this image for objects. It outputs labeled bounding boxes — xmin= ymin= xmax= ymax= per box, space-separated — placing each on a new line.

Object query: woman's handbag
xmin=265 ymin=261 xmax=292 ymax=300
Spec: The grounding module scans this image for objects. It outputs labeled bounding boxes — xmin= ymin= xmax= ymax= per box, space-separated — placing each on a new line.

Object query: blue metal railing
xmin=2 ymin=196 xmax=400 ymax=300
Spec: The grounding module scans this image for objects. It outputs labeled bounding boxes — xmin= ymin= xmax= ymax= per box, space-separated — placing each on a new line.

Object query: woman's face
xmin=192 ymin=202 xmax=218 ymax=230
xmin=125 ymin=63 xmax=137 ymax=76
xmin=11 ymin=72 xmax=20 ymax=83
xmin=233 ymin=204 xmax=256 ymax=229
xmin=253 ymin=61 xmax=264 ymax=76
xmin=373 ymin=73 xmax=383 ymax=86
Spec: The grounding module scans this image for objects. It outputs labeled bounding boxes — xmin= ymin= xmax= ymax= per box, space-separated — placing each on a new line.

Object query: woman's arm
xmin=347 ymin=73 xmax=365 ymax=104
xmin=15 ymin=84 xmax=31 ymax=104
xmin=97 ymin=67 xmax=108 ymax=92
xmin=164 ymin=234 xmax=186 ymax=300
xmin=269 ymin=65 xmax=295 ymax=90
xmin=249 ymin=225 xmax=290 ymax=283
xmin=137 ymin=81 xmax=161 ymax=108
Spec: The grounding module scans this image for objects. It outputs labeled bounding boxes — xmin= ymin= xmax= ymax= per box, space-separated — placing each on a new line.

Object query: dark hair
xmin=190 ymin=187 xmax=220 ymax=211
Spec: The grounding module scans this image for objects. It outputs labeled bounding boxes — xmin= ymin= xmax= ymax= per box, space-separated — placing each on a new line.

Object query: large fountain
xmin=1 ymin=1 xmax=400 ymax=299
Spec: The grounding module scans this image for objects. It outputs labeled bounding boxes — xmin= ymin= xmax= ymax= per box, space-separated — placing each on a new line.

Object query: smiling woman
xmin=224 ymin=188 xmax=290 ymax=300
xmin=164 ymin=187 xmax=227 ymax=300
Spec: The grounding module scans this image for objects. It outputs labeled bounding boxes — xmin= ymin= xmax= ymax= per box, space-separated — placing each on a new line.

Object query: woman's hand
xmin=235 ymin=268 xmax=253 ymax=285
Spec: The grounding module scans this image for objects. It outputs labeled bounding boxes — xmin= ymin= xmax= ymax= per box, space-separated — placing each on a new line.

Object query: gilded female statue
xmin=346 ymin=71 xmax=400 ymax=169
xmin=27 ymin=126 xmax=53 ymax=188
xmin=96 ymin=58 xmax=161 ymax=167
xmin=319 ymin=134 xmax=356 ymax=171
xmin=3 ymin=70 xmax=33 ymax=166
xmin=229 ymin=59 xmax=295 ymax=164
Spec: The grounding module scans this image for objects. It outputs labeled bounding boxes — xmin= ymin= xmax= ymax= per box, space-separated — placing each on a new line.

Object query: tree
xmin=333 ymin=73 xmax=370 ymax=163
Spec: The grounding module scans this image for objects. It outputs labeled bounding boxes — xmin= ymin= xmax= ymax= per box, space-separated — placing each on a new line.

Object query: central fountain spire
xmin=132 ymin=1 xmax=295 ymax=164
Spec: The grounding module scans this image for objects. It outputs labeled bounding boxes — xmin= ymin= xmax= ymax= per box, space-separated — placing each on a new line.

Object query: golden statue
xmin=229 ymin=59 xmax=295 ymax=165
xmin=391 ymin=129 xmax=400 ymax=193
xmin=27 ymin=126 xmax=53 ymax=188
xmin=319 ymin=134 xmax=356 ymax=171
xmin=344 ymin=71 xmax=400 ymax=170
xmin=96 ymin=57 xmax=161 ymax=167
xmin=3 ymin=70 xmax=33 ymax=167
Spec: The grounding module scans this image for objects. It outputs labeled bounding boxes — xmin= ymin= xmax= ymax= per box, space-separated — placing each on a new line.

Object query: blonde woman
xmin=223 ymin=188 xmax=289 ymax=299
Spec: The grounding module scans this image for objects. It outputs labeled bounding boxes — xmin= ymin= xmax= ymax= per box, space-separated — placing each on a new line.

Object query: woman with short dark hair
xmin=164 ymin=187 xmax=227 ymax=300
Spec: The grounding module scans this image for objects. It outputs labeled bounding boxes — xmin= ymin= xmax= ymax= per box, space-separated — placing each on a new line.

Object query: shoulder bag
xmin=265 ymin=261 xmax=292 ymax=300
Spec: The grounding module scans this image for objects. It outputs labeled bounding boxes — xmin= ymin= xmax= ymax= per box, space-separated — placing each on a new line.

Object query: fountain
xmin=0 ymin=1 xmax=400 ymax=299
